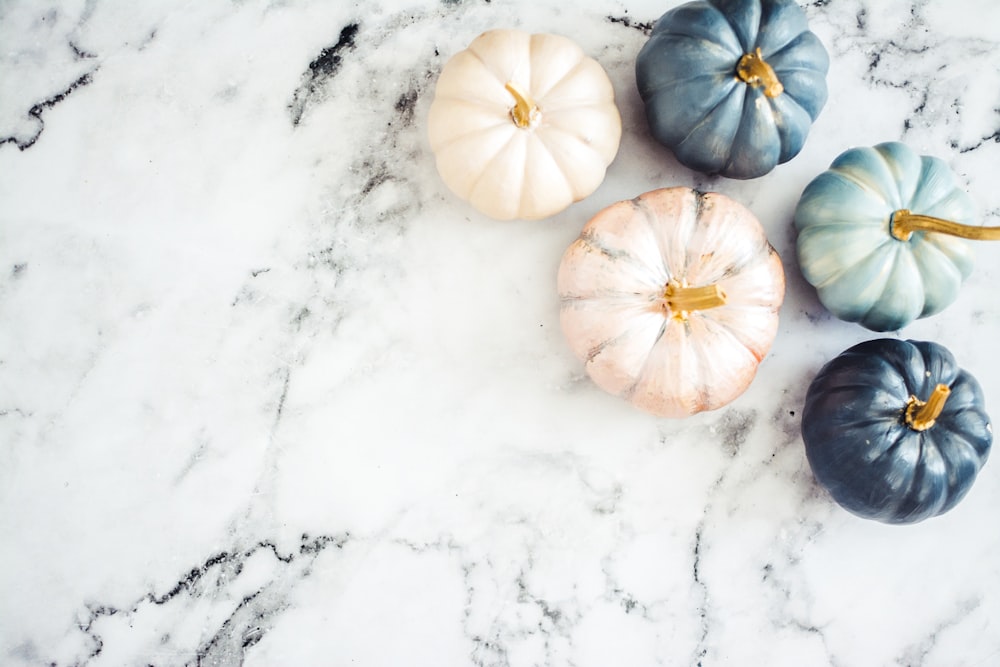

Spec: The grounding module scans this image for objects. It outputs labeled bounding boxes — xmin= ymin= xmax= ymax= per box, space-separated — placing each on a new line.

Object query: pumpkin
xmin=558 ymin=186 xmax=784 ymax=417
xmin=428 ymin=29 xmax=622 ymax=220
xmin=802 ymin=338 xmax=992 ymax=524
xmin=795 ymin=141 xmax=1000 ymax=332
xmin=635 ymin=0 xmax=829 ymax=179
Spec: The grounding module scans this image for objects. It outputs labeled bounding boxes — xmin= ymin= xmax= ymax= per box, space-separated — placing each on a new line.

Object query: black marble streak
xmin=288 ymin=22 xmax=361 ymax=126
xmin=606 ymin=14 xmax=654 ymax=35
xmin=73 ymin=535 xmax=349 ymax=666
xmin=0 ymin=71 xmax=94 ymax=151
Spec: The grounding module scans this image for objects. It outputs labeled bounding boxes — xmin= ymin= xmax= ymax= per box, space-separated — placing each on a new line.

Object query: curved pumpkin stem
xmin=504 ymin=81 xmax=540 ymax=129
xmin=736 ymin=48 xmax=783 ymax=98
xmin=664 ymin=282 xmax=727 ymax=318
xmin=891 ymin=209 xmax=1000 ymax=242
xmin=904 ymin=384 xmax=951 ymax=431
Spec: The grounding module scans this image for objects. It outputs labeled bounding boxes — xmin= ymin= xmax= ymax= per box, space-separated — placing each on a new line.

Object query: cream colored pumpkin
xmin=428 ymin=29 xmax=622 ymax=220
xmin=558 ymin=187 xmax=785 ymax=418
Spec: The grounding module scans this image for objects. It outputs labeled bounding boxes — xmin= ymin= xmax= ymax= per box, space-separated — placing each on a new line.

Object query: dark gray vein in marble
xmin=606 ymin=14 xmax=653 ymax=35
xmin=288 ymin=22 xmax=360 ymax=127
xmin=73 ymin=534 xmax=350 ymax=667
xmin=896 ymin=597 xmax=983 ymax=667
xmin=0 ymin=70 xmax=95 ymax=151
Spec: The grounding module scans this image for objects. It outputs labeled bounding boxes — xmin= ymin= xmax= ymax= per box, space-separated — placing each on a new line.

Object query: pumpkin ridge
xmin=644 ymin=80 xmax=738 ymax=148
xmin=585 ymin=328 xmax=634 ymax=364
xmin=531 ymin=54 xmax=589 ymax=102
xmin=767 ymin=86 xmax=812 ymax=120
xmin=466 ymin=30 xmax=531 ymax=97
xmin=819 ymin=351 xmax=909 ymax=396
xmin=462 ymin=132 xmax=522 ymax=202
xmin=873 ymin=338 xmax=934 ymax=399
xmin=464 ymin=41 xmax=522 ymax=94
xmin=827 ymin=167 xmax=897 ymax=212
xmin=864 ymin=247 xmax=925 ymax=331
xmin=941 ymin=372 xmax=987 ymax=412
xmin=639 ymin=71 xmax=734 ymax=98
xmin=762 ymin=30 xmax=817 ymax=65
xmin=647 ymin=32 xmax=742 ymax=63
xmin=695 ymin=310 xmax=766 ymax=364
xmin=691 ymin=230 xmax=771 ymax=287
xmin=871 ymin=427 xmax=919 ymax=474
xmin=932 ymin=428 xmax=989 ymax=470
xmin=811 ymin=233 xmax=894 ymax=289
xmin=541 ymin=101 xmax=618 ymax=117
xmin=872 ymin=142 xmax=922 ymax=205
xmin=559 ymin=291 xmax=657 ymax=306
xmin=805 ymin=381 xmax=902 ymax=414
xmin=706 ymin=0 xmax=759 ymax=54
xmin=622 ymin=319 xmax=698 ymax=412
xmin=928 ymin=431 xmax=987 ymax=514
xmin=685 ymin=317 xmax=732 ymax=409
xmin=907 ymin=156 xmax=967 ymax=216
xmin=527 ymin=33 xmax=585 ymax=101
xmin=674 ymin=86 xmax=744 ymax=168
xmin=577 ymin=231 xmax=659 ymax=276
xmin=432 ymin=93 xmax=510 ymax=116
xmin=618 ymin=330 xmax=663 ymax=400
xmin=911 ymin=340 xmax=959 ymax=394
xmin=723 ymin=87 xmax=780 ymax=177
xmin=659 ymin=3 xmax=742 ymax=55
xmin=795 ymin=220 xmax=883 ymax=233
xmin=428 ymin=117 xmax=513 ymax=154
xmin=910 ymin=242 xmax=964 ymax=318
xmin=535 ymin=125 xmax=607 ymax=182
xmin=633 ymin=192 xmax=691 ymax=281
xmin=898 ymin=437 xmax=950 ymax=521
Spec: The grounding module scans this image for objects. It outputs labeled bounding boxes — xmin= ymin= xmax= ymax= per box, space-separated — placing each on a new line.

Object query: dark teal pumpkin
xmin=802 ymin=339 xmax=992 ymax=524
xmin=635 ymin=0 xmax=829 ymax=179
xmin=795 ymin=142 xmax=979 ymax=332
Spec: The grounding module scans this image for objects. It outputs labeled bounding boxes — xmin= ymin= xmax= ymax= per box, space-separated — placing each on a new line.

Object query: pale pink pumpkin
xmin=558 ymin=187 xmax=785 ymax=417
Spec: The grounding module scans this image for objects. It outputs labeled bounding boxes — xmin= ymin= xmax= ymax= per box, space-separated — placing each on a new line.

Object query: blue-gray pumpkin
xmin=802 ymin=339 xmax=992 ymax=524
xmin=794 ymin=142 xmax=998 ymax=332
xmin=635 ymin=0 xmax=829 ymax=179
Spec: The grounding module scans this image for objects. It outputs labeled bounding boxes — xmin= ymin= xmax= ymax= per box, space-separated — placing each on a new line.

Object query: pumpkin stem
xmin=504 ymin=81 xmax=540 ymax=129
xmin=736 ymin=47 xmax=784 ymax=98
xmin=663 ymin=282 xmax=727 ymax=318
xmin=890 ymin=209 xmax=1000 ymax=242
xmin=905 ymin=383 xmax=951 ymax=431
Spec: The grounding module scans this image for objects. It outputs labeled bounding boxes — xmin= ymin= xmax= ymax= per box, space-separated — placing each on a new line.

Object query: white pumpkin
xmin=428 ymin=29 xmax=622 ymax=220
xmin=558 ymin=187 xmax=785 ymax=418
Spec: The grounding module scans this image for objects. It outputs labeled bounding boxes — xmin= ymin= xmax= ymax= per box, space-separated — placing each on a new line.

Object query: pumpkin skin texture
xmin=635 ymin=0 xmax=829 ymax=179
xmin=558 ymin=187 xmax=784 ymax=418
xmin=802 ymin=339 xmax=992 ymax=524
xmin=428 ymin=29 xmax=622 ymax=220
xmin=795 ymin=142 xmax=976 ymax=332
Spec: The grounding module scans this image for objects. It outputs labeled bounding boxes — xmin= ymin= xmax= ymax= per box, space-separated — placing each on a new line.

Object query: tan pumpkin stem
xmin=664 ymin=282 xmax=727 ymax=316
xmin=504 ymin=81 xmax=540 ymax=128
xmin=890 ymin=209 xmax=1000 ymax=242
xmin=905 ymin=383 xmax=951 ymax=431
xmin=736 ymin=47 xmax=783 ymax=98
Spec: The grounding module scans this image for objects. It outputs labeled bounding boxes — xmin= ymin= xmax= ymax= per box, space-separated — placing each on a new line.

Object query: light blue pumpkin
xmin=795 ymin=142 xmax=977 ymax=332
xmin=635 ymin=0 xmax=829 ymax=179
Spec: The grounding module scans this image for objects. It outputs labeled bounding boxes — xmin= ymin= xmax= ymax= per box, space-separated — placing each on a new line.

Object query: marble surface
xmin=2 ymin=0 xmax=1000 ymax=665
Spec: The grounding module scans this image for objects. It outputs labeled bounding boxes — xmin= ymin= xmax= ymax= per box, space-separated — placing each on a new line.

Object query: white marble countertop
xmin=3 ymin=1 xmax=1000 ymax=665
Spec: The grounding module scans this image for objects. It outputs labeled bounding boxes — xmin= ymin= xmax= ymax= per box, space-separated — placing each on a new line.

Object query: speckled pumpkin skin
xmin=636 ymin=0 xmax=829 ymax=179
xmin=802 ymin=339 xmax=992 ymax=524
xmin=558 ymin=187 xmax=784 ymax=418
